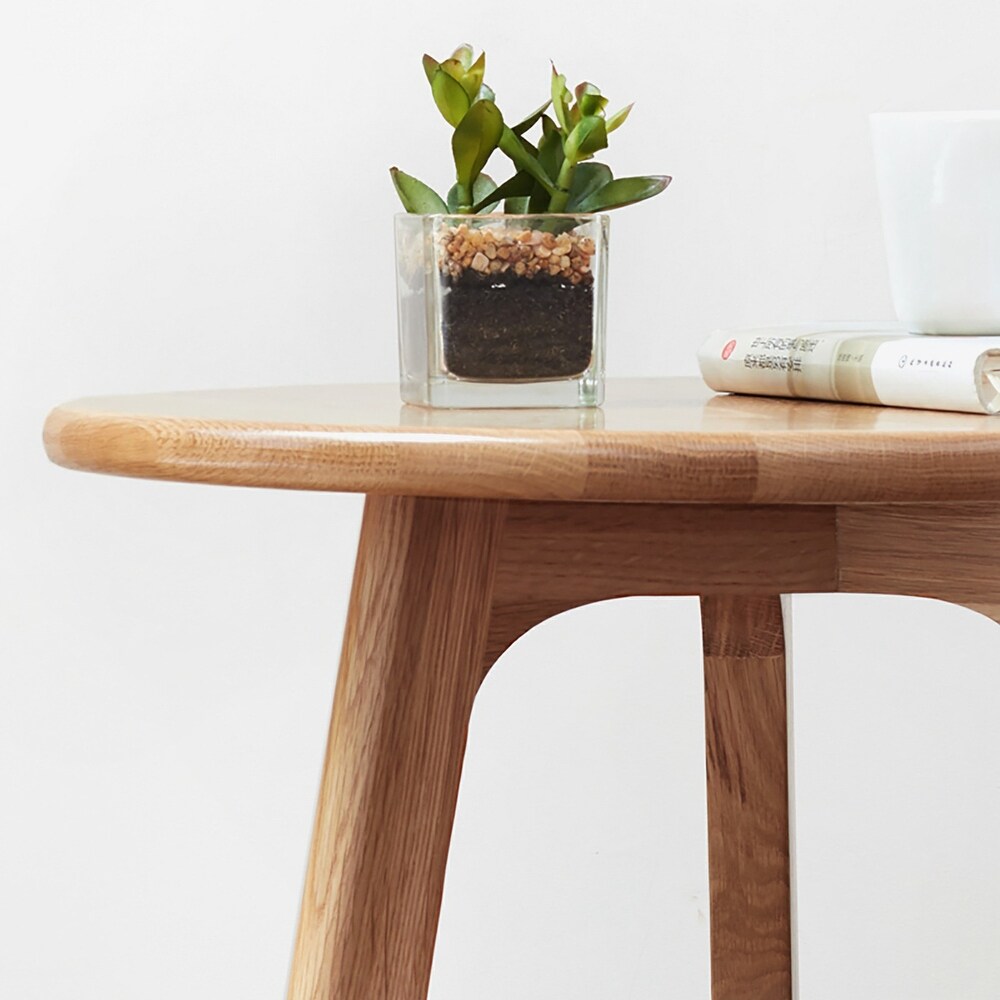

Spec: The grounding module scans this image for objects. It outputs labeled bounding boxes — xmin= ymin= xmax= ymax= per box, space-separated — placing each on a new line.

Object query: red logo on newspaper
xmin=721 ymin=339 xmax=737 ymax=360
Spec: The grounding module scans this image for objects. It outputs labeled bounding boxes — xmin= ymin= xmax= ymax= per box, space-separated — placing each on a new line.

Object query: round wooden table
xmin=44 ymin=377 xmax=1000 ymax=1000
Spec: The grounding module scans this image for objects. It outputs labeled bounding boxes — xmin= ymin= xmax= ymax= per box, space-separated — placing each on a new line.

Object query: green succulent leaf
xmin=463 ymin=51 xmax=486 ymax=100
xmin=566 ymin=162 xmax=613 ymax=211
xmin=438 ymin=52 xmax=484 ymax=102
xmin=528 ymin=180 xmax=549 ymax=213
xmin=573 ymin=174 xmax=672 ymax=212
xmin=574 ymin=81 xmax=601 ymax=101
xmin=515 ymin=131 xmax=539 ymax=157
xmin=450 ymin=173 xmax=501 ymax=214
xmin=504 ymin=196 xmax=531 ymax=213
xmin=451 ymin=43 xmax=474 ymax=69
xmin=537 ymin=119 xmax=565 ymax=180
xmin=474 ymin=173 xmax=500 ymax=213
xmin=390 ymin=167 xmax=448 ymax=214
xmin=498 ymin=127 xmax=558 ymax=195
xmin=565 ymin=115 xmax=608 ymax=161
xmin=452 ymin=100 xmax=504 ymax=191
xmin=472 ymin=170 xmax=534 ymax=212
xmin=432 ymin=68 xmax=471 ymax=127
xmin=579 ymin=91 xmax=608 ymax=116
xmin=512 ymin=100 xmax=552 ymax=136
xmin=606 ymin=103 xmax=633 ymax=133
xmin=550 ymin=67 xmax=571 ymax=131
xmin=439 ymin=58 xmax=467 ymax=83
xmin=422 ymin=54 xmax=440 ymax=85
xmin=578 ymin=117 xmax=608 ymax=156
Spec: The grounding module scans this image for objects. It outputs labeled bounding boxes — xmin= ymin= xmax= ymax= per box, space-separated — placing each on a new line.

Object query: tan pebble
xmin=462 ymin=254 xmax=473 ymax=267
xmin=518 ymin=230 xmax=533 ymax=243
xmin=529 ymin=230 xmax=544 ymax=245
xmin=570 ymin=272 xmax=582 ymax=284
xmin=578 ymin=264 xmax=590 ymax=273
xmin=484 ymin=244 xmax=497 ymax=260
xmin=496 ymin=246 xmax=510 ymax=260
xmin=535 ymin=245 xmax=552 ymax=258
xmin=542 ymin=232 xmax=556 ymax=249
xmin=514 ymin=261 xmax=526 ymax=275
xmin=579 ymin=237 xmax=595 ymax=255
xmin=471 ymin=251 xmax=490 ymax=272
xmin=559 ymin=255 xmax=570 ymax=268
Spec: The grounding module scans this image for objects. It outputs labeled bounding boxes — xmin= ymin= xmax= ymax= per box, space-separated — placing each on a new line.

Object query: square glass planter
xmin=395 ymin=213 xmax=609 ymax=408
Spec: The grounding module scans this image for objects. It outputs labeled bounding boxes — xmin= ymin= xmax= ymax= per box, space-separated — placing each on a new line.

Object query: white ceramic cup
xmin=871 ymin=111 xmax=1000 ymax=334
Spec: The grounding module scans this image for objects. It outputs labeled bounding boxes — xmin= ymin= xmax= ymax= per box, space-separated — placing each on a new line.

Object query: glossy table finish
xmin=43 ymin=377 xmax=1000 ymax=502
xmin=44 ymin=379 xmax=1000 ymax=1000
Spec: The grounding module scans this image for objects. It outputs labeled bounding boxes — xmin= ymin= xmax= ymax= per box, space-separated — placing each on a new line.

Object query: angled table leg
xmin=287 ymin=495 xmax=506 ymax=1000
xmin=701 ymin=595 xmax=792 ymax=1000
xmin=288 ymin=499 xmax=821 ymax=1000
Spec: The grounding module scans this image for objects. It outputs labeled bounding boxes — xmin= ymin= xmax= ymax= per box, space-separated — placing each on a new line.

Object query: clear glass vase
xmin=395 ymin=213 xmax=609 ymax=408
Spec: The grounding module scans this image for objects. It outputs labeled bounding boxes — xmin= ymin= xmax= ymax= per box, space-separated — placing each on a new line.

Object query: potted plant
xmin=392 ymin=45 xmax=671 ymax=408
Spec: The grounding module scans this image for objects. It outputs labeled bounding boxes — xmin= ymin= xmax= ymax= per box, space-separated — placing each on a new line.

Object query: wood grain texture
xmin=701 ymin=596 xmax=791 ymax=1000
xmin=837 ymin=503 xmax=1000 ymax=610
xmin=484 ymin=502 xmax=837 ymax=667
xmin=287 ymin=495 xmax=506 ymax=1000
xmin=43 ymin=376 xmax=1000 ymax=998
xmin=42 ymin=378 xmax=1000 ymax=503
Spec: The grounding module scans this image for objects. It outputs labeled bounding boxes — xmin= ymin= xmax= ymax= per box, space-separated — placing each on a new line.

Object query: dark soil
xmin=442 ymin=272 xmax=594 ymax=380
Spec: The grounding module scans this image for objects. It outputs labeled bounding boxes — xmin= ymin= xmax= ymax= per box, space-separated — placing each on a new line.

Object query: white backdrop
xmin=4 ymin=1 xmax=1000 ymax=997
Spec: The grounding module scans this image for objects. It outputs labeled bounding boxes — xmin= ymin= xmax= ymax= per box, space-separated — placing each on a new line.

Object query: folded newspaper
xmin=698 ymin=324 xmax=1000 ymax=414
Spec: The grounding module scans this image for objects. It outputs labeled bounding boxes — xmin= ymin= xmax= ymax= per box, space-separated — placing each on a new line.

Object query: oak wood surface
xmin=287 ymin=495 xmax=506 ymax=1000
xmin=485 ymin=502 xmax=837 ymax=667
xmin=282 ymin=497 xmax=1000 ymax=1000
xmin=43 ymin=379 xmax=1000 ymax=999
xmin=43 ymin=378 xmax=1000 ymax=502
xmin=838 ymin=504 xmax=1000 ymax=607
xmin=701 ymin=595 xmax=791 ymax=1000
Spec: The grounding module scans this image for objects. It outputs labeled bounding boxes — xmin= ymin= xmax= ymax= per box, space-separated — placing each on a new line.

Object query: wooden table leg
xmin=701 ymin=595 xmax=792 ymax=1000
xmin=287 ymin=495 xmax=506 ymax=1000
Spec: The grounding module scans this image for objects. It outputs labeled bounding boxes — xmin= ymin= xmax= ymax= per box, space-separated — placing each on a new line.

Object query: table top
xmin=43 ymin=377 xmax=1000 ymax=503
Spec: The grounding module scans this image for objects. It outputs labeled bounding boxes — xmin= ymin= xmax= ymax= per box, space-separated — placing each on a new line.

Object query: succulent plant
xmin=391 ymin=45 xmax=671 ymax=216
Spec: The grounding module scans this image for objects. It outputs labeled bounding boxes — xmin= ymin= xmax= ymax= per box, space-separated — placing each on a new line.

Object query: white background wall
xmin=3 ymin=1 xmax=1000 ymax=997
